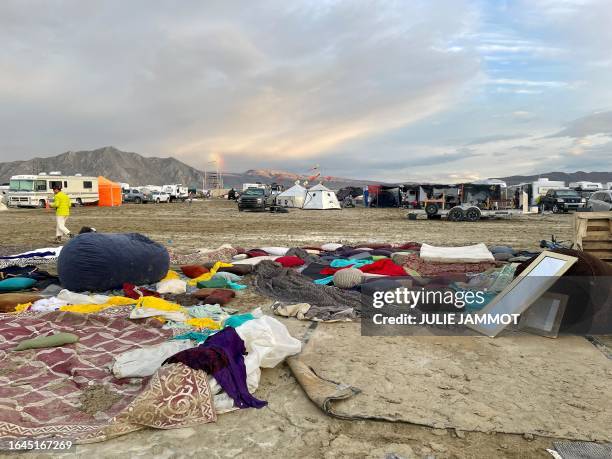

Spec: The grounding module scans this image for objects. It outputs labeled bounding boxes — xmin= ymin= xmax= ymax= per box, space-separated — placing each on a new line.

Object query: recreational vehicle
xmin=8 ymin=174 xmax=99 ymax=208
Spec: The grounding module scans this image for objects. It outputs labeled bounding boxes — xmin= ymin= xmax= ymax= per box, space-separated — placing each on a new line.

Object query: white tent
xmin=303 ymin=184 xmax=341 ymax=210
xmin=276 ymin=183 xmax=307 ymax=208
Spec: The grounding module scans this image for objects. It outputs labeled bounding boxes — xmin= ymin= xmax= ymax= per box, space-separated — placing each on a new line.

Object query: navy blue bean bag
xmin=58 ymin=233 xmax=169 ymax=292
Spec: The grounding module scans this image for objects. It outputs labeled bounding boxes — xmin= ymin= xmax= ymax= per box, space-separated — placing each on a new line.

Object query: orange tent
xmin=98 ymin=176 xmax=122 ymax=207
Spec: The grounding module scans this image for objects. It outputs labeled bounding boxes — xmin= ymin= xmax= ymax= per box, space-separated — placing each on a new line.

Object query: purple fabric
xmin=204 ymin=328 xmax=268 ymax=409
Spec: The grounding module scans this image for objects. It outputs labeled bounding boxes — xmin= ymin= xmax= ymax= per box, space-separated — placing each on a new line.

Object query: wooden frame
xmin=518 ymin=292 xmax=569 ymax=338
xmin=467 ymin=251 xmax=578 ymax=337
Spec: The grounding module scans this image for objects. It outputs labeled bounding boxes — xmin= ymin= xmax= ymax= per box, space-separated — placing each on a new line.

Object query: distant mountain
xmin=497 ymin=171 xmax=612 ymax=186
xmin=0 ymin=147 xmax=374 ymax=189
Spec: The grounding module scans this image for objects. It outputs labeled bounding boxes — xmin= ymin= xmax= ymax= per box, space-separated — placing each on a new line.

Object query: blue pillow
xmin=0 ymin=277 xmax=37 ymax=292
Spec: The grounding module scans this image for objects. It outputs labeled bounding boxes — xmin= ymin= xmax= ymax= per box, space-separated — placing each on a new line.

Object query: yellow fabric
xmin=51 ymin=191 xmax=71 ymax=216
xmin=185 ymin=317 xmax=221 ymax=330
xmin=135 ymin=296 xmax=186 ymax=313
xmin=13 ymin=303 xmax=32 ymax=313
xmin=59 ymin=296 xmax=136 ymax=314
xmin=187 ymin=261 xmax=233 ymax=286
xmin=161 ymin=270 xmax=180 ymax=281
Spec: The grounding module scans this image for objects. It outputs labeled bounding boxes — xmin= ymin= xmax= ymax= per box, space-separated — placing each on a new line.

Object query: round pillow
xmin=333 ymin=268 xmax=364 ymax=289
xmin=58 ymin=232 xmax=169 ymax=292
xmin=0 ymin=277 xmax=37 ymax=292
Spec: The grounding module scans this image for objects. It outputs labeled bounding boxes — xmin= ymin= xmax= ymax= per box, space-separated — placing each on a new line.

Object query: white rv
xmin=569 ymin=181 xmax=603 ymax=191
xmin=162 ymin=184 xmax=189 ymax=202
xmin=8 ymin=173 xmax=99 ymax=208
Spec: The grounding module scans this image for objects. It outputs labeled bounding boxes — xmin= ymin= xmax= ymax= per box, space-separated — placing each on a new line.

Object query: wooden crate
xmin=573 ymin=212 xmax=612 ymax=264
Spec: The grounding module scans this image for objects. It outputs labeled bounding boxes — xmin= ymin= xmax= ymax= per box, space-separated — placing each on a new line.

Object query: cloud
xmin=551 ymin=111 xmax=612 ymax=137
xmin=0 ymin=0 xmax=480 ymax=168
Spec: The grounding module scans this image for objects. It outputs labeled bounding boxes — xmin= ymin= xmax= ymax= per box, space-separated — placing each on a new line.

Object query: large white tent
xmin=275 ymin=183 xmax=307 ymax=208
xmin=302 ymin=183 xmax=341 ymax=210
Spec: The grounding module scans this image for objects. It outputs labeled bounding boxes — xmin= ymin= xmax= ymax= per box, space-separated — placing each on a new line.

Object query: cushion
xmin=192 ymin=288 xmax=236 ymax=300
xmin=202 ymin=263 xmax=253 ymax=275
xmin=0 ymin=277 xmax=37 ymax=292
xmin=275 ymin=256 xmax=305 ymax=268
xmin=197 ymin=278 xmax=230 ymax=289
xmin=260 ymin=247 xmax=290 ymax=256
xmin=246 ymin=249 xmax=268 ymax=258
xmin=0 ymin=293 xmax=42 ymax=313
xmin=333 ymin=268 xmax=364 ymax=289
xmin=181 ymin=265 xmax=209 ymax=278
xmin=204 ymin=289 xmax=236 ymax=305
xmin=321 ymin=243 xmax=343 ymax=252
xmin=14 ymin=333 xmax=79 ymax=351
xmin=57 ymin=232 xmax=169 ymax=292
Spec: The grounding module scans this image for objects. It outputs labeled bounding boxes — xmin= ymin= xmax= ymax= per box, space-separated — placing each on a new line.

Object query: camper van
xmin=569 ymin=181 xmax=603 ymax=191
xmin=162 ymin=184 xmax=189 ymax=202
xmin=8 ymin=173 xmax=99 ymax=208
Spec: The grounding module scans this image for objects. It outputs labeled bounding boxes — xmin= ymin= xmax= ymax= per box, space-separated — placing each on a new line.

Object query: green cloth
xmin=14 ymin=333 xmax=79 ymax=351
xmin=224 ymin=313 xmax=255 ymax=328
xmin=197 ymin=278 xmax=229 ymax=289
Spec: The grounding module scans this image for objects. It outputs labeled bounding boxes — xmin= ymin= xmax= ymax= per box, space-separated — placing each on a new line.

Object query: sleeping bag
xmin=58 ymin=233 xmax=169 ymax=292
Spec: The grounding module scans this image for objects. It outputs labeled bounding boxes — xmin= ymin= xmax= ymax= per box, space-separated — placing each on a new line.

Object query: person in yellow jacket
xmin=50 ymin=186 xmax=73 ymax=243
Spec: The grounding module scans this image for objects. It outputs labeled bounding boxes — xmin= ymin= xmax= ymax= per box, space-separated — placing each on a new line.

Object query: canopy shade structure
xmin=98 ymin=176 xmax=122 ymax=207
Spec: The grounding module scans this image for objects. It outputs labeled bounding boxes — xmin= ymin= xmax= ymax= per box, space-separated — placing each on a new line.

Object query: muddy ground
xmin=0 ymin=201 xmax=582 ymax=458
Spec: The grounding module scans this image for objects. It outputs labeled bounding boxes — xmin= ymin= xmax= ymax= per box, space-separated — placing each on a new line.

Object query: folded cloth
xmin=230 ymin=256 xmax=279 ymax=266
xmin=260 ymin=247 xmax=289 ymax=256
xmin=224 ymin=313 xmax=255 ymax=328
xmin=360 ymin=258 xmax=407 ymax=276
xmin=56 ymin=289 xmax=110 ymax=305
xmin=187 ymin=304 xmax=229 ymax=321
xmin=212 ymin=272 xmax=242 ymax=282
xmin=245 ymin=249 xmax=268 ymax=258
xmin=206 ymin=290 xmax=236 ymax=306
xmin=197 ymin=278 xmax=231 ymax=289
xmin=130 ymin=306 xmax=189 ymax=323
xmin=188 ymin=262 xmax=234 ymax=286
xmin=274 ymin=256 xmax=305 ymax=268
xmin=123 ymin=283 xmax=160 ymax=299
xmin=31 ymin=297 xmax=69 ymax=312
xmin=420 ymin=243 xmax=495 ymax=263
xmin=181 ymin=265 xmax=209 ymax=279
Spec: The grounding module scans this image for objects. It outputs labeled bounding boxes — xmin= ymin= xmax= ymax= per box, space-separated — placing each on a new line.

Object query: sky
xmin=1 ymin=0 xmax=611 ymax=182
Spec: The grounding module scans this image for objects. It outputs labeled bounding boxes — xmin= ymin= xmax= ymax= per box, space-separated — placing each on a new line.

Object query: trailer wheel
xmin=425 ymin=203 xmax=439 ymax=217
xmin=465 ymin=206 xmax=481 ymax=222
xmin=38 ymin=199 xmax=46 ymax=208
xmin=76 ymin=198 xmax=83 ymax=206
xmin=447 ymin=206 xmax=464 ymax=222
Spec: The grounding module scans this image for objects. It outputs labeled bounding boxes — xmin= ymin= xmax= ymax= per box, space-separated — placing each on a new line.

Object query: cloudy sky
xmin=1 ymin=0 xmax=611 ymax=181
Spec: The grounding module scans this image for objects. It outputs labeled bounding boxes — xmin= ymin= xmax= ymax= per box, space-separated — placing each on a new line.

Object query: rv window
xmin=50 ymin=181 xmax=62 ymax=190
xmin=83 ymin=181 xmax=93 ymax=189
xmin=35 ymin=180 xmax=47 ymax=191
xmin=64 ymin=181 xmax=68 ymax=188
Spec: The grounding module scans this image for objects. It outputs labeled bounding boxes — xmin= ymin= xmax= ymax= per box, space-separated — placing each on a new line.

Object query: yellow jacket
xmin=51 ymin=191 xmax=71 ymax=216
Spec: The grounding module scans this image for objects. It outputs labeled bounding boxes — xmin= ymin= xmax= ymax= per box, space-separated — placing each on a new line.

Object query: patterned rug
xmin=0 ymin=308 xmax=216 ymax=443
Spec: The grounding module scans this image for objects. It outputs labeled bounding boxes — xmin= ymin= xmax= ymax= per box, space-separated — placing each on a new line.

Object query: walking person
xmin=50 ymin=185 xmax=72 ymax=243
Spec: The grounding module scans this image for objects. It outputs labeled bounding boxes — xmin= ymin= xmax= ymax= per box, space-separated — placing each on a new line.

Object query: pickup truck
xmin=237 ymin=187 xmax=275 ymax=211
xmin=122 ymin=189 xmax=153 ymax=204
xmin=539 ymin=189 xmax=586 ymax=213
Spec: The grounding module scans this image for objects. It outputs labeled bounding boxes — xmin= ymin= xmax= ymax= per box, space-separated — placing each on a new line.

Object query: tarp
xmin=98 ymin=176 xmax=122 ymax=207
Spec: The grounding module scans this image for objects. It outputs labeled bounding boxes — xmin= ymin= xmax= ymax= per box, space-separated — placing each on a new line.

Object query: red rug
xmin=0 ymin=308 xmax=216 ymax=443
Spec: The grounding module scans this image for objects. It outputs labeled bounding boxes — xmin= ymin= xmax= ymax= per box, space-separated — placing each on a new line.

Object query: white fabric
xmin=30 ymin=297 xmax=69 ymax=312
xmin=112 ymin=340 xmax=195 ymax=379
xmin=321 ymin=243 xmax=343 ymax=251
xmin=55 ymin=216 xmax=70 ymax=238
xmin=57 ymin=289 xmax=109 ymax=305
xmin=420 ymin=243 xmax=495 ymax=263
xmin=260 ymin=247 xmax=289 ymax=256
xmin=155 ymin=278 xmax=187 ymax=294
xmin=232 ymin=255 xmax=279 ymax=266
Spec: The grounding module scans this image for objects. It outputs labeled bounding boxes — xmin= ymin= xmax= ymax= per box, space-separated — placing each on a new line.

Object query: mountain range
xmin=0 ymin=147 xmax=374 ymax=189
xmin=1 ymin=146 xmax=611 ymax=188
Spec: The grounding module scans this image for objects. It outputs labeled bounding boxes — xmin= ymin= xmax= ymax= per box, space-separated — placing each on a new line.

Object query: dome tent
xmin=302 ymin=183 xmax=341 ymax=210
xmin=276 ymin=183 xmax=307 ymax=208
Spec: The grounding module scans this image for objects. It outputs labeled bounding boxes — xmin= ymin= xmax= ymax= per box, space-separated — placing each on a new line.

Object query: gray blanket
xmin=253 ymin=261 xmax=361 ymax=321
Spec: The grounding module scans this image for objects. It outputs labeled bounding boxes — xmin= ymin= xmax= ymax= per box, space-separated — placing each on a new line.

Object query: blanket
xmin=0 ymin=308 xmax=216 ymax=443
xmin=420 ymin=243 xmax=494 ymax=263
